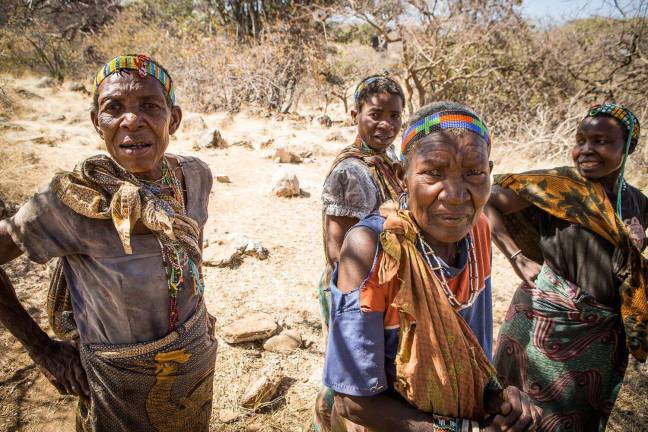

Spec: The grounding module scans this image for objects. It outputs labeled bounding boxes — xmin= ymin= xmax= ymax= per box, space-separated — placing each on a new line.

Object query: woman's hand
xmin=510 ymin=254 xmax=542 ymax=287
xmin=482 ymin=386 xmax=543 ymax=432
xmin=31 ymin=340 xmax=90 ymax=399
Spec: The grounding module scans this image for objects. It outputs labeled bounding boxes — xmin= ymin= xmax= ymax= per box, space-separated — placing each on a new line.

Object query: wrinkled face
xmin=352 ymin=92 xmax=403 ymax=151
xmin=91 ymin=71 xmax=181 ymax=175
xmin=404 ymin=131 xmax=492 ymax=245
xmin=572 ymin=116 xmax=626 ymax=181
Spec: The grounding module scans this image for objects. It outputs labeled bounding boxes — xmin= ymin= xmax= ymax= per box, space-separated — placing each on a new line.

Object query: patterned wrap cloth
xmin=76 ymin=301 xmax=217 ymax=432
xmin=495 ymin=166 xmax=648 ymax=362
xmin=495 ymin=265 xmax=627 ymax=431
xmin=378 ymin=204 xmax=498 ymax=418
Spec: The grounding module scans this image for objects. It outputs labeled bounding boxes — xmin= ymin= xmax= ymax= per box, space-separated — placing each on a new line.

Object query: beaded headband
xmin=400 ymin=111 xmax=490 ymax=161
xmin=354 ymin=76 xmax=380 ymax=105
xmin=586 ymin=103 xmax=640 ymax=148
xmin=95 ymin=54 xmax=176 ymax=105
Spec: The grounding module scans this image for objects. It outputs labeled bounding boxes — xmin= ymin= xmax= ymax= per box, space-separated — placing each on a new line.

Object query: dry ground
xmin=0 ymin=75 xmax=646 ymax=431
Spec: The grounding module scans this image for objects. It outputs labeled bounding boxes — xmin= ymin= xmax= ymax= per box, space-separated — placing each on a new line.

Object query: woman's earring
xmin=398 ymin=192 xmax=408 ymax=210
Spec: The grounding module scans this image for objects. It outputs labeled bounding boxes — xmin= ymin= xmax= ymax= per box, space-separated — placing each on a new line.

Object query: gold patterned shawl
xmin=378 ymin=204 xmax=497 ymax=419
xmin=47 ymin=154 xmax=201 ymax=339
xmin=496 ymin=166 xmax=648 ymax=362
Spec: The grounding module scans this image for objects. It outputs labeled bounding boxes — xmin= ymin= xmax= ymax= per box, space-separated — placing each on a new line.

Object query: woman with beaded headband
xmin=0 ymin=54 xmax=217 ymax=431
xmin=314 ymin=74 xmax=406 ymax=431
xmin=321 ymin=101 xmax=542 ymax=431
xmin=487 ymin=103 xmax=647 ymax=431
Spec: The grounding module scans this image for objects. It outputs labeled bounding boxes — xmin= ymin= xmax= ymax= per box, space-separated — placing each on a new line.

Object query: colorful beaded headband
xmin=587 ymin=103 xmax=640 ymax=147
xmin=400 ymin=111 xmax=490 ymax=161
xmin=95 ymin=54 xmax=176 ymax=105
xmin=354 ymin=76 xmax=381 ymax=105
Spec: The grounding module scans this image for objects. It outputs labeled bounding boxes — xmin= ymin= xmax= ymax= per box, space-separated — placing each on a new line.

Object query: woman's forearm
xmin=484 ymin=204 xmax=523 ymax=259
xmin=334 ymin=391 xmax=469 ymax=432
xmin=0 ymin=266 xmax=53 ymax=356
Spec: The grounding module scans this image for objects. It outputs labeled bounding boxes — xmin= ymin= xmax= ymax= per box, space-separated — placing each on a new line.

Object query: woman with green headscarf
xmin=486 ymin=103 xmax=647 ymax=431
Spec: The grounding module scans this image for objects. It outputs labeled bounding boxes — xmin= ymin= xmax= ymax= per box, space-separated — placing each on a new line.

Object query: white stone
xmin=239 ymin=362 xmax=284 ymax=410
xmin=271 ymin=168 xmax=300 ymax=197
xmin=222 ymin=312 xmax=278 ymax=344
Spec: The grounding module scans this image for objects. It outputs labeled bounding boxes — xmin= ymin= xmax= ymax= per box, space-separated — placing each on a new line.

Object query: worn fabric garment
xmin=378 ymin=206 xmax=496 ymax=417
xmin=1 ymin=155 xmax=212 ymax=345
xmin=76 ymin=301 xmax=217 ymax=432
xmin=320 ymin=137 xmax=404 ymax=326
xmin=315 ymin=139 xmax=403 ymax=432
xmin=323 ymin=212 xmax=495 ymax=429
xmin=495 ymin=166 xmax=648 ymax=361
xmin=494 ymin=265 xmax=628 ymax=432
xmin=48 ymin=154 xmax=203 ymax=335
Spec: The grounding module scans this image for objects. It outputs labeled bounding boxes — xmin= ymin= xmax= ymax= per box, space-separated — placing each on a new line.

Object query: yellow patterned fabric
xmin=76 ymin=302 xmax=217 ymax=431
xmin=496 ymin=166 xmax=648 ymax=362
xmin=377 ymin=204 xmax=497 ymax=419
xmin=50 ymin=155 xmax=200 ymax=261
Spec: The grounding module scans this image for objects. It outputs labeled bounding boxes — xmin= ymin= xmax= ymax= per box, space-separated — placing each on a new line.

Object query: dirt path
xmin=0 ymin=76 xmax=646 ymax=431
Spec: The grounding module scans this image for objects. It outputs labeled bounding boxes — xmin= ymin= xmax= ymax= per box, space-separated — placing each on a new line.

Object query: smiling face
xmin=403 ymin=131 xmax=492 ymax=246
xmin=572 ymin=116 xmax=626 ymax=187
xmin=91 ymin=71 xmax=182 ymax=178
xmin=351 ymin=92 xmax=403 ymax=151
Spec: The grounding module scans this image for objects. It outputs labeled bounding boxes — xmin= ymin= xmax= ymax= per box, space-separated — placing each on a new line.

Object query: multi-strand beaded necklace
xmin=140 ymin=157 xmax=203 ymax=331
xmin=417 ymin=233 xmax=480 ymax=310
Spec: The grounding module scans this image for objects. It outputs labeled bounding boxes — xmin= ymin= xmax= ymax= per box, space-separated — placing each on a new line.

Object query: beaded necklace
xmin=417 ymin=233 xmax=480 ymax=310
xmin=141 ymin=157 xmax=203 ymax=332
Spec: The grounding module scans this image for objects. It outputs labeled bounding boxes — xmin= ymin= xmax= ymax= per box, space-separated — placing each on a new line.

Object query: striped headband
xmin=586 ymin=103 xmax=640 ymax=149
xmin=354 ymin=76 xmax=381 ymax=104
xmin=400 ymin=111 xmax=490 ymax=161
xmin=95 ymin=54 xmax=176 ymax=105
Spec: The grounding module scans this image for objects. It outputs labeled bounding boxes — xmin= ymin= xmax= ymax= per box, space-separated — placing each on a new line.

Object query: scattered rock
xmin=313 ymin=114 xmax=332 ymax=128
xmin=272 ymin=147 xmax=301 ymax=164
xmin=240 ymin=362 xmax=284 ymax=411
xmin=200 ymin=128 xmax=228 ymax=149
xmin=299 ymin=150 xmax=313 ymax=159
xmin=231 ymin=139 xmax=254 ymax=149
xmin=67 ymin=82 xmax=89 ymax=94
xmin=36 ymin=77 xmax=55 ymax=88
xmin=259 ymin=138 xmax=274 ymax=149
xmin=182 ymin=114 xmax=207 ymax=131
xmin=271 ymin=168 xmax=300 ymax=197
xmin=215 ymin=175 xmax=231 ymax=183
xmin=16 ymin=88 xmax=42 ymax=100
xmin=263 ymin=329 xmax=302 ymax=354
xmin=203 ymin=234 xmax=269 ymax=267
xmin=222 ymin=312 xmax=278 ymax=344
xmin=326 ymin=131 xmax=346 ymax=142
xmin=219 ymin=409 xmax=240 ymax=424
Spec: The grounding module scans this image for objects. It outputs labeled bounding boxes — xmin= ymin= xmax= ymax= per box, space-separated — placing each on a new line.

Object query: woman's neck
xmin=598 ymin=169 xmax=622 ymax=195
xmin=420 ymin=232 xmax=458 ymax=266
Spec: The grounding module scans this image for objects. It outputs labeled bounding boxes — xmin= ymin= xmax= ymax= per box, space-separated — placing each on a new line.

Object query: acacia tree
xmin=0 ymin=0 xmax=120 ymax=80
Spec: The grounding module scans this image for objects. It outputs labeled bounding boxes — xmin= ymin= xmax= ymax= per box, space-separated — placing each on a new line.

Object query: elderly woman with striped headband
xmin=487 ymin=103 xmax=647 ymax=431
xmin=322 ymin=101 xmax=542 ymax=431
xmin=0 ymin=54 xmax=217 ymax=431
